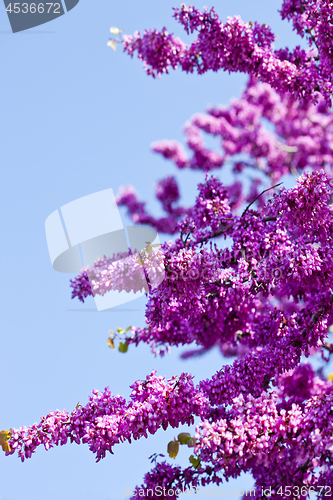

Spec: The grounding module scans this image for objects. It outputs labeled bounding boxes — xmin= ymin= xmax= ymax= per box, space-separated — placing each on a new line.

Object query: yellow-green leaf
xmin=167 ymin=439 xmax=179 ymax=459
xmin=145 ymin=244 xmax=153 ymax=254
xmin=189 ymin=455 xmax=201 ymax=469
xmin=117 ymin=327 xmax=132 ymax=335
xmin=107 ymin=337 xmax=115 ymax=350
xmin=187 ymin=437 xmax=197 ymax=447
xmin=0 ymin=430 xmax=10 ymax=452
xmin=118 ymin=342 xmax=128 ymax=353
xmin=2 ymin=441 xmax=10 ymax=452
xmin=0 ymin=431 xmax=9 ymax=446
xmin=178 ymin=432 xmax=191 ymax=445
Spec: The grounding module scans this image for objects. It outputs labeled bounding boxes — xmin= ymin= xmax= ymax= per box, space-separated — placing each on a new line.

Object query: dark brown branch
xmin=242 ymin=183 xmax=283 ymax=217
xmin=183 ymin=228 xmax=194 ymax=247
xmin=196 ymin=223 xmax=233 ymax=245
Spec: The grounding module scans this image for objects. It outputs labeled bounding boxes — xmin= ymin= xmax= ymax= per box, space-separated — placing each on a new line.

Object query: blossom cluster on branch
xmin=122 ymin=2 xmax=333 ymax=104
xmin=5 ymin=2 xmax=333 ymax=499
xmin=116 ymin=75 xmax=333 ymax=234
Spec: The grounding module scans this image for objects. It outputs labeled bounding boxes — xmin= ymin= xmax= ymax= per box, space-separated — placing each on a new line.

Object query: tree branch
xmin=242 ymin=183 xmax=283 ymax=217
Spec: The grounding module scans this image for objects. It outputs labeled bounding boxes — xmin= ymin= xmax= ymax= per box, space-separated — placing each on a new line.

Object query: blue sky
xmin=0 ymin=1 xmax=309 ymax=499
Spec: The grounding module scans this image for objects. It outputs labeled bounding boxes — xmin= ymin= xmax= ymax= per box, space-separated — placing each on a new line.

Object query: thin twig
xmin=242 ymin=183 xmax=283 ymax=217
xmin=196 ymin=223 xmax=233 ymax=245
xmin=183 ymin=228 xmax=194 ymax=247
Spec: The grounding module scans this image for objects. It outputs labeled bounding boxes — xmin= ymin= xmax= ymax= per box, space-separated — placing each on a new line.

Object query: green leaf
xmin=167 ymin=439 xmax=179 ymax=459
xmin=118 ymin=342 xmax=128 ymax=353
xmin=117 ymin=326 xmax=132 ymax=335
xmin=177 ymin=432 xmax=191 ymax=445
xmin=0 ymin=430 xmax=9 ymax=446
xmin=2 ymin=440 xmax=10 ymax=452
xmin=0 ymin=430 xmax=10 ymax=452
xmin=189 ymin=455 xmax=201 ymax=469
xmin=186 ymin=437 xmax=197 ymax=447
xmin=107 ymin=337 xmax=115 ymax=350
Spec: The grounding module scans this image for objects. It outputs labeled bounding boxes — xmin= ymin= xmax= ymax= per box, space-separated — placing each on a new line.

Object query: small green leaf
xmin=107 ymin=337 xmax=115 ymax=350
xmin=189 ymin=455 xmax=201 ymax=469
xmin=2 ymin=441 xmax=10 ymax=452
xmin=117 ymin=326 xmax=132 ymax=335
xmin=167 ymin=439 xmax=179 ymax=459
xmin=0 ymin=430 xmax=10 ymax=452
xmin=177 ymin=432 xmax=191 ymax=445
xmin=118 ymin=342 xmax=128 ymax=353
xmin=0 ymin=431 xmax=9 ymax=446
xmin=145 ymin=244 xmax=153 ymax=254
xmin=186 ymin=437 xmax=197 ymax=448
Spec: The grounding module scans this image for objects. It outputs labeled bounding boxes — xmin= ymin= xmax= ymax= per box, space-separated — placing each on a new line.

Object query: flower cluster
xmin=122 ymin=372 xmax=333 ymax=498
xmin=123 ymin=28 xmax=186 ymax=77
xmin=189 ymin=176 xmax=231 ymax=233
xmin=116 ymin=183 xmax=187 ymax=234
xmin=122 ymin=4 xmax=333 ymax=104
xmin=5 ymin=372 xmax=209 ymax=463
xmin=71 ymin=248 xmax=165 ymax=302
xmin=8 ymin=3 xmax=333 ymax=499
xmin=8 ymin=169 xmax=333 ymax=495
xmin=118 ymin=76 xmax=333 ymax=234
xmin=280 ymin=0 xmax=333 ymax=79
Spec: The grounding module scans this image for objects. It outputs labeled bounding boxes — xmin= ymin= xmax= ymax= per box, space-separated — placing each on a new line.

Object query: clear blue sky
xmin=0 ymin=1 xmax=307 ymax=499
